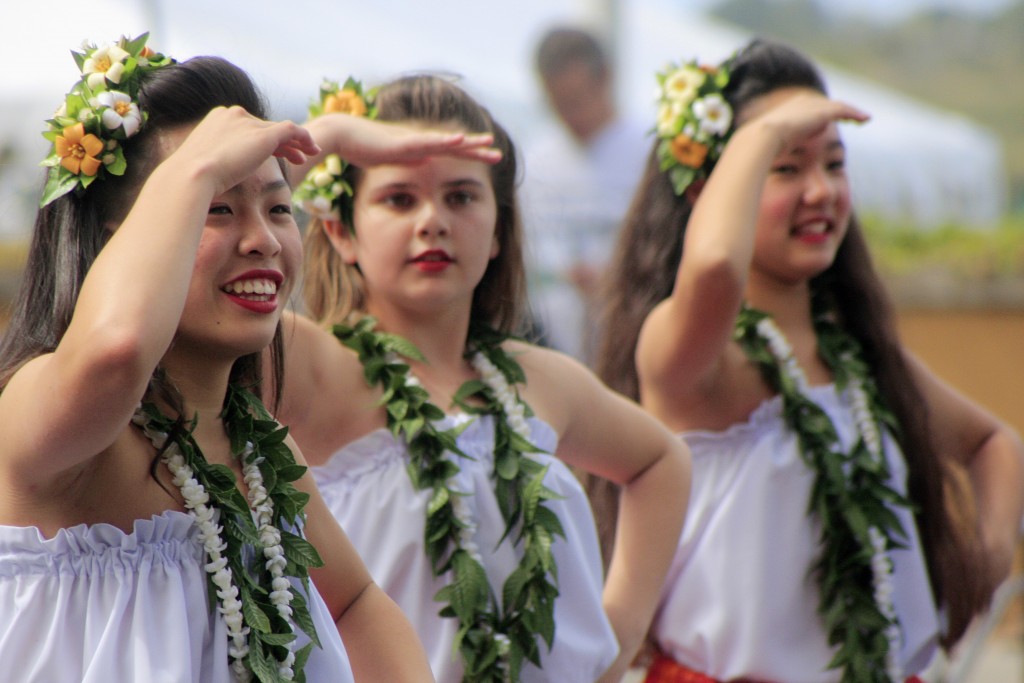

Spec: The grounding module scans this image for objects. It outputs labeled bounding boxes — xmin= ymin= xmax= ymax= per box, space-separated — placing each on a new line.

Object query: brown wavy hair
xmin=593 ymin=38 xmax=988 ymax=647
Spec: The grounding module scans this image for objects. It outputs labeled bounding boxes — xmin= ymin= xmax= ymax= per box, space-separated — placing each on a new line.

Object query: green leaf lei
xmin=733 ymin=296 xmax=915 ymax=682
xmin=334 ymin=317 xmax=566 ymax=682
xmin=134 ymin=383 xmax=324 ymax=683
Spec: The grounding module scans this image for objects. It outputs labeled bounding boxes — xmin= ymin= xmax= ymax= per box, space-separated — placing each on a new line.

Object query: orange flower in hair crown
xmin=293 ymin=77 xmax=377 ymax=224
xmin=654 ymin=55 xmax=734 ymax=196
xmin=39 ymin=33 xmax=174 ymax=207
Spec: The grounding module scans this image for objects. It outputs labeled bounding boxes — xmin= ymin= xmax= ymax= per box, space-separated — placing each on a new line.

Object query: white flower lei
xmin=131 ymin=411 xmax=299 ymax=681
xmin=754 ymin=315 xmax=903 ymax=681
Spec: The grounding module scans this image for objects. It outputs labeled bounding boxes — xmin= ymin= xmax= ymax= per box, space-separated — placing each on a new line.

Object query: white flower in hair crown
xmin=39 ymin=33 xmax=174 ymax=207
xmin=654 ymin=55 xmax=735 ymax=196
xmin=293 ymin=77 xmax=377 ymax=222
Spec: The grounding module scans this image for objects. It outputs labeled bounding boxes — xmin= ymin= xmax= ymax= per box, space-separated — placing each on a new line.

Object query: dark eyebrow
xmin=786 ymin=139 xmax=846 ymax=157
xmin=444 ymin=178 xmax=487 ymax=189
xmin=224 ymin=177 xmax=291 ymax=199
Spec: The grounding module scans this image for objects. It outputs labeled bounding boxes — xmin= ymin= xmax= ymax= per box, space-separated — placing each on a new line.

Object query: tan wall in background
xmin=896 ymin=309 xmax=1024 ymax=436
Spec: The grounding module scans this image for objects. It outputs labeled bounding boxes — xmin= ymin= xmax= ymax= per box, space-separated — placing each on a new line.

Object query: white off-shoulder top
xmin=0 ymin=511 xmax=353 ymax=682
xmin=651 ymin=385 xmax=940 ymax=683
xmin=313 ymin=413 xmax=618 ymax=683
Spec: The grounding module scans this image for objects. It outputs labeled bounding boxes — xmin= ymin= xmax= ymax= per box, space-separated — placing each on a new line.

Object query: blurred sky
xmin=686 ymin=0 xmax=1017 ymax=19
xmin=0 ymin=0 xmax=1013 ymax=236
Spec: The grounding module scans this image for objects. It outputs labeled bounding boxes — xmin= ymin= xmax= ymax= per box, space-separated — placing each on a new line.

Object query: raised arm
xmin=0 ymin=108 xmax=317 ymax=487
xmin=289 ymin=112 xmax=501 ymax=186
xmin=637 ymin=94 xmax=869 ymax=401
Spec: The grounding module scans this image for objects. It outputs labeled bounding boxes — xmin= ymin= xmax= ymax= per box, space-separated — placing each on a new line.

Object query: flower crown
xmin=39 ymin=33 xmax=174 ymax=207
xmin=654 ymin=55 xmax=735 ymax=196
xmin=293 ymin=77 xmax=378 ymax=225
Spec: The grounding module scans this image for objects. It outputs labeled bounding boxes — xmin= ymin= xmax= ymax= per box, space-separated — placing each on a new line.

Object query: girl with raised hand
xmin=594 ymin=38 xmax=1024 ymax=683
xmin=0 ymin=34 xmax=493 ymax=683
xmin=274 ymin=74 xmax=692 ymax=683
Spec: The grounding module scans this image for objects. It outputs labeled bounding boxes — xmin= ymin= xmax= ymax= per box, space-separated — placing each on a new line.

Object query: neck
xmin=365 ymin=300 xmax=473 ymax=371
xmin=157 ymin=352 xmax=235 ymax=425
xmin=743 ymin=275 xmax=814 ymax=330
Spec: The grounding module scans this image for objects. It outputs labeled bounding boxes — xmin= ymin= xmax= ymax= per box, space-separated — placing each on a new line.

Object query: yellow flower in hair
xmin=323 ymin=90 xmax=368 ymax=117
xmin=83 ymin=43 xmax=131 ymax=88
xmin=656 ymin=101 xmax=684 ymax=137
xmin=663 ymin=65 xmax=705 ymax=104
xmin=669 ymin=133 xmax=708 ymax=169
xmin=55 ymin=123 xmax=104 ymax=176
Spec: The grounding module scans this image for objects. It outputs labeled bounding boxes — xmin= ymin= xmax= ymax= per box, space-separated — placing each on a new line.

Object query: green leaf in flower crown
xmin=39 ymin=171 xmax=79 ymax=208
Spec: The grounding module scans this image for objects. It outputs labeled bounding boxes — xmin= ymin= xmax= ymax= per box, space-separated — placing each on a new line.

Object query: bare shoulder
xmin=276 ymin=312 xmax=382 ymax=464
xmin=505 ymin=340 xmax=607 ymax=434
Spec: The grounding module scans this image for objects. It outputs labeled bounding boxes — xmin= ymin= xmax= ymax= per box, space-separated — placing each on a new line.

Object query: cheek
xmin=757 ymin=190 xmax=798 ymax=236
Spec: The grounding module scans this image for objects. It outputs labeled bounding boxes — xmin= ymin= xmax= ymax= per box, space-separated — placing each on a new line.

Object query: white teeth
xmin=796 ymin=222 xmax=828 ymax=235
xmin=224 ymin=278 xmax=278 ymax=298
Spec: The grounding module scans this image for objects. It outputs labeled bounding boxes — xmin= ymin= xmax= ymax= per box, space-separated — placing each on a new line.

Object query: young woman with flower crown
xmin=0 ymin=34 xmax=502 ymax=683
xmin=591 ymin=38 xmax=1024 ymax=683
xmin=273 ymin=74 xmax=692 ymax=683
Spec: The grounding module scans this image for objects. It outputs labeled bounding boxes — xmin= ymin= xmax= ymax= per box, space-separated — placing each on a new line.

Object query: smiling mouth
xmin=222 ymin=278 xmax=279 ymax=300
xmin=792 ymin=221 xmax=831 ymax=237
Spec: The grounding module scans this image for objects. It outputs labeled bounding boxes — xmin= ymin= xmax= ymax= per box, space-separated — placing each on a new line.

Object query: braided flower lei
xmin=336 ymin=318 xmax=565 ymax=683
xmin=653 ymin=54 xmax=735 ymax=197
xmin=734 ymin=298 xmax=913 ymax=683
xmin=132 ymin=384 xmax=324 ymax=682
xmin=40 ymin=33 xmax=173 ymax=207
xmin=292 ymin=77 xmax=377 ymax=225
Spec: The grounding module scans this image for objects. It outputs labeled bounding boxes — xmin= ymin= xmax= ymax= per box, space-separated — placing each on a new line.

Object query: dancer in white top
xmin=276 ymin=74 xmax=692 ymax=683
xmin=0 ymin=35 xmax=497 ymax=683
xmin=594 ymin=38 xmax=1024 ymax=683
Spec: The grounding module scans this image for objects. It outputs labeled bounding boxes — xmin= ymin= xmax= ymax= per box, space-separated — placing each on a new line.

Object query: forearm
xmin=599 ymin=439 xmax=691 ymax=681
xmin=336 ymin=582 xmax=435 ymax=682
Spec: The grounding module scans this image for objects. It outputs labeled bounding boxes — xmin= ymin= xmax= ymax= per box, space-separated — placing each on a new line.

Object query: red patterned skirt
xmin=643 ymin=653 xmax=926 ymax=683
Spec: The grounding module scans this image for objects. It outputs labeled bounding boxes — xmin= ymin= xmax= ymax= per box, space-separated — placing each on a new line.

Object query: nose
xmin=239 ymin=212 xmax=283 ymax=258
xmin=803 ymin=168 xmax=838 ymax=206
xmin=415 ymin=200 xmax=450 ymax=239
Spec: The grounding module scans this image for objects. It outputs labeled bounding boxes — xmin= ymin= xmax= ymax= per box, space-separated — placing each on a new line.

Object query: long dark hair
xmin=302 ymin=74 xmax=528 ymax=336
xmin=0 ymin=56 xmax=286 ymax=412
xmin=594 ymin=38 xmax=987 ymax=646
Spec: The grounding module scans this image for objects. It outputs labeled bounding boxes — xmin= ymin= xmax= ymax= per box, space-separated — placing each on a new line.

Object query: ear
xmin=683 ymin=178 xmax=706 ymax=205
xmin=322 ymin=218 xmax=358 ymax=265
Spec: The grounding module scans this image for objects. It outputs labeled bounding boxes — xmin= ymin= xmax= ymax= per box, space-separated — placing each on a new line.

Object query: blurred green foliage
xmin=861 ymin=213 xmax=1024 ymax=277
